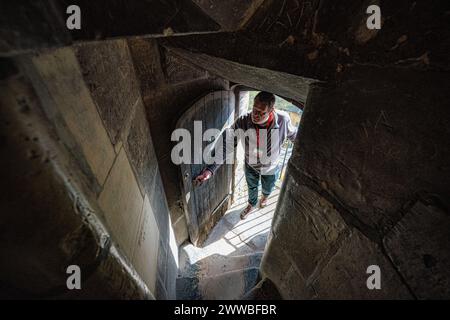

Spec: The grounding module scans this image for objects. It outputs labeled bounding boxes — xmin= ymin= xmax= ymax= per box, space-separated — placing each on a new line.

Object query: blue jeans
xmin=244 ymin=163 xmax=277 ymax=206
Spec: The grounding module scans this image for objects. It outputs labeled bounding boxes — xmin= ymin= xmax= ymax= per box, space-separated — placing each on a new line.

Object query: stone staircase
xmin=176 ymin=194 xmax=279 ymax=300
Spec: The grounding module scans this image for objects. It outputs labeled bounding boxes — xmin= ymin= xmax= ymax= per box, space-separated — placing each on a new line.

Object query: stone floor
xmin=176 ymin=143 xmax=291 ymax=300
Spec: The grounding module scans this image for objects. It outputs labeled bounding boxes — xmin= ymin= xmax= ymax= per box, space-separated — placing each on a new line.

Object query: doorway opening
xmin=177 ymin=89 xmax=303 ymax=299
xmin=230 ymin=90 xmax=302 ymax=247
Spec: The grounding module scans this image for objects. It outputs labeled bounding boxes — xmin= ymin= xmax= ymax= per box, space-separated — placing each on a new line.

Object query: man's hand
xmin=193 ymin=169 xmax=212 ymax=187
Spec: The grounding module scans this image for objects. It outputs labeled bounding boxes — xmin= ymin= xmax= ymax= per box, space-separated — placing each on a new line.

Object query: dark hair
xmin=255 ymin=91 xmax=275 ymax=108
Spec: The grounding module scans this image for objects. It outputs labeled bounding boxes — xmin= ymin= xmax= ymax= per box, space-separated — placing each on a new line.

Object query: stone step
xmin=178 ymin=245 xmax=263 ymax=277
xmin=242 ymin=277 xmax=283 ymax=300
xmin=199 ymin=267 xmax=260 ymax=300
xmin=176 ymin=266 xmax=260 ymax=300
xmin=195 ymin=252 xmax=263 ymax=279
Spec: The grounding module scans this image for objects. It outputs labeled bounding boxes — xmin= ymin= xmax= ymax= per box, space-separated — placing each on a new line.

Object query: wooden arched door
xmin=175 ymin=91 xmax=235 ymax=246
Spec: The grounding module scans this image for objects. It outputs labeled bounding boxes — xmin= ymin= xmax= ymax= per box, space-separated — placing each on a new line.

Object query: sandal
xmin=259 ymin=195 xmax=269 ymax=208
xmin=240 ymin=204 xmax=254 ymax=220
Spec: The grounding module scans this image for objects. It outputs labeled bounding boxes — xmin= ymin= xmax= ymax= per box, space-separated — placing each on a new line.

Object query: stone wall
xmin=0 ymin=39 xmax=178 ymax=299
xmin=0 ymin=62 xmax=151 ymax=299
xmin=73 ymin=40 xmax=178 ymax=299
xmin=261 ymin=65 xmax=450 ymax=299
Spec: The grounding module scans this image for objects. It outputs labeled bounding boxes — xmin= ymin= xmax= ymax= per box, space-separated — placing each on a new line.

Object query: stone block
xmin=166 ymin=248 xmax=179 ymax=299
xmin=127 ymin=38 xmax=166 ymax=93
xmin=156 ymin=238 xmax=168 ymax=287
xmin=98 ymin=148 xmax=143 ymax=260
xmin=192 ymin=0 xmax=265 ymax=30
xmin=199 ymin=267 xmax=259 ymax=300
xmin=272 ymin=176 xmax=348 ymax=279
xmin=58 ymin=0 xmax=220 ymax=40
xmin=295 ymin=68 xmax=450 ymax=232
xmin=163 ymin=50 xmax=208 ymax=85
xmin=243 ymin=277 xmax=283 ymax=300
xmin=148 ymin=170 xmax=171 ymax=242
xmin=132 ymin=194 xmax=160 ymax=295
xmin=260 ymin=234 xmax=314 ymax=299
xmin=0 ymin=2 xmax=70 ymax=55
xmin=384 ymin=201 xmax=450 ymax=299
xmin=172 ymin=214 xmax=189 ymax=247
xmin=125 ymin=99 xmax=159 ymax=197
xmin=31 ymin=47 xmax=116 ymax=186
xmin=196 ymin=252 xmax=263 ymax=279
xmin=155 ymin=276 xmax=168 ymax=300
xmin=311 ymin=229 xmax=413 ymax=299
xmin=75 ymin=40 xmax=140 ymax=146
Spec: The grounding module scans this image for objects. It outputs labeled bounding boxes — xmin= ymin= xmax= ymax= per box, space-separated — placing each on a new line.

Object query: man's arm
xmin=193 ymin=117 xmax=241 ymax=185
xmin=286 ymin=113 xmax=299 ymax=142
xmin=205 ymin=125 xmax=238 ymax=174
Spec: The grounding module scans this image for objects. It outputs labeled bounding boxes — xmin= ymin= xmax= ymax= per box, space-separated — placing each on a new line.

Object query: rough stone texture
xmin=311 ymin=230 xmax=413 ymax=299
xmin=27 ymin=47 xmax=116 ymax=187
xmin=192 ymin=0 xmax=265 ymax=31
xmin=242 ymin=277 xmax=283 ymax=300
xmin=98 ymin=148 xmax=144 ymax=260
xmin=74 ymin=40 xmax=140 ymax=146
xmin=261 ymin=233 xmax=316 ymax=299
xmin=166 ymin=245 xmax=179 ymax=300
xmin=293 ymin=67 xmax=450 ymax=234
xmin=200 ymin=267 xmax=259 ymax=299
xmin=156 ymin=238 xmax=168 ymax=290
xmin=128 ymin=39 xmax=166 ymax=94
xmin=0 ymin=2 xmax=70 ymax=55
xmin=20 ymin=40 xmax=175 ymax=298
xmin=162 ymin=48 xmax=208 ymax=85
xmin=148 ymin=167 xmax=171 ymax=242
xmin=67 ymin=246 xmax=153 ymax=300
xmin=132 ymin=195 xmax=160 ymax=295
xmin=155 ymin=276 xmax=168 ymax=300
xmin=172 ymin=215 xmax=190 ymax=247
xmin=270 ymin=175 xmax=348 ymax=279
xmin=125 ymin=99 xmax=159 ymax=206
xmin=384 ymin=201 xmax=450 ymax=299
xmin=164 ymin=1 xmax=450 ymax=82
xmin=59 ymin=0 xmax=221 ymax=40
xmin=0 ymin=1 xmax=223 ymax=55
xmin=72 ymin=39 xmax=177 ymax=298
xmin=164 ymin=47 xmax=313 ymax=103
xmin=261 ymin=64 xmax=450 ymax=299
xmin=0 ymin=74 xmax=151 ymax=299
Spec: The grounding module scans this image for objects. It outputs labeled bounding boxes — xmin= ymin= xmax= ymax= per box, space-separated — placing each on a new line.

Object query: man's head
xmin=252 ymin=91 xmax=275 ymax=124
